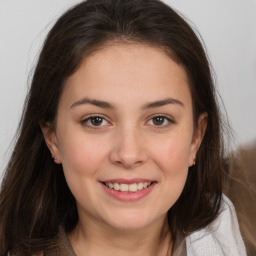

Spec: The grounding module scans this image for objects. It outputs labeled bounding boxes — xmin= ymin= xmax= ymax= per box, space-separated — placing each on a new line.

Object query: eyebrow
xmin=70 ymin=97 xmax=184 ymax=109
xmin=141 ymin=98 xmax=184 ymax=109
xmin=70 ymin=98 xmax=114 ymax=109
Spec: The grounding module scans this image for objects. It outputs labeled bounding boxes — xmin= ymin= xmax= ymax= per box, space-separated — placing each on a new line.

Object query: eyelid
xmin=146 ymin=114 xmax=175 ymax=127
xmin=80 ymin=113 xmax=175 ymax=129
xmin=80 ymin=114 xmax=111 ymax=128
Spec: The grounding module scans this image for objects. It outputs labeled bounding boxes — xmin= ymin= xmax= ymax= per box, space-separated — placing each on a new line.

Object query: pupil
xmin=153 ymin=116 xmax=164 ymax=125
xmin=91 ymin=117 xmax=103 ymax=126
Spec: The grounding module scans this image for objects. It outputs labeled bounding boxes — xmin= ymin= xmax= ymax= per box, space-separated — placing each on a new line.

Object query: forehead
xmin=61 ymin=43 xmax=192 ymax=110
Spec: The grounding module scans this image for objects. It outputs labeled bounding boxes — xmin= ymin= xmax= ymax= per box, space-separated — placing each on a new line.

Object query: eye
xmin=81 ymin=115 xmax=110 ymax=127
xmin=147 ymin=115 xmax=174 ymax=127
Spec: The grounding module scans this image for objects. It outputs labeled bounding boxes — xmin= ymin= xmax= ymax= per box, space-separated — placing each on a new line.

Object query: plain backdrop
xmin=1 ymin=0 xmax=256 ymax=179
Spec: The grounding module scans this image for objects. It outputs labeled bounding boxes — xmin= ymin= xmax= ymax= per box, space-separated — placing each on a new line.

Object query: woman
xmin=0 ymin=0 xmax=247 ymax=255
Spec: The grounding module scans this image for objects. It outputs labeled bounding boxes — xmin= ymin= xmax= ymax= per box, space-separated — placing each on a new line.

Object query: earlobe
xmin=189 ymin=112 xmax=208 ymax=166
xmin=40 ymin=123 xmax=62 ymax=164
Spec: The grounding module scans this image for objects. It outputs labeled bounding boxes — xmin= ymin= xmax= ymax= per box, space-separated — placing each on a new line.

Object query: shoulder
xmin=185 ymin=194 xmax=247 ymax=256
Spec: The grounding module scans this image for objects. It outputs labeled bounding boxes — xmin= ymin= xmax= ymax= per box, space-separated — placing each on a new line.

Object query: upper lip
xmin=100 ymin=178 xmax=156 ymax=184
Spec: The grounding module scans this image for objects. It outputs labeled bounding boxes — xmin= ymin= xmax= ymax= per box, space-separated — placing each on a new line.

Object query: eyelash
xmin=81 ymin=114 xmax=110 ymax=128
xmin=80 ymin=114 xmax=174 ymax=128
xmin=147 ymin=115 xmax=175 ymax=128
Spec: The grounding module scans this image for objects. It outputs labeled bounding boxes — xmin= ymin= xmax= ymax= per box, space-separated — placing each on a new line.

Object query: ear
xmin=189 ymin=112 xmax=208 ymax=167
xmin=40 ymin=123 xmax=62 ymax=164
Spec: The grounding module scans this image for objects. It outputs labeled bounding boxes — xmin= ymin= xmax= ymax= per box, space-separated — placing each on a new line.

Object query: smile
xmin=100 ymin=179 xmax=157 ymax=201
xmin=103 ymin=182 xmax=152 ymax=192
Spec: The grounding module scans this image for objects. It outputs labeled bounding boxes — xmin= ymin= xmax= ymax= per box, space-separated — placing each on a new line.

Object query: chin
xmin=103 ymin=210 xmax=158 ymax=231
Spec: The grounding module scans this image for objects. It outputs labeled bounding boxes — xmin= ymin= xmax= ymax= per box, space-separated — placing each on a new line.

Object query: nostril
xmin=115 ymin=160 xmax=123 ymax=166
xmin=115 ymin=160 xmax=144 ymax=169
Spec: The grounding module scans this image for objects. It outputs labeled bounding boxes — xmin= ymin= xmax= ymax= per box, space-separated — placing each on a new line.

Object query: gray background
xmin=1 ymin=0 xmax=256 ymax=179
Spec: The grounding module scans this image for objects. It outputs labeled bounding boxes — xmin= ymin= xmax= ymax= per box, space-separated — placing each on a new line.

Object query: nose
xmin=109 ymin=125 xmax=148 ymax=169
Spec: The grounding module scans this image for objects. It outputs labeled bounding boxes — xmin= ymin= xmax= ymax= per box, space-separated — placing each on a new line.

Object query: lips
xmin=103 ymin=181 xmax=152 ymax=192
xmin=100 ymin=179 xmax=157 ymax=201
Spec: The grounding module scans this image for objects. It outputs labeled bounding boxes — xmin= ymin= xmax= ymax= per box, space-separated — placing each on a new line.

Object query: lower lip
xmin=101 ymin=182 xmax=156 ymax=202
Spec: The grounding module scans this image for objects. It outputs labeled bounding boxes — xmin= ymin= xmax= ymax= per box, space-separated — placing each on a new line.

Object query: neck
xmin=69 ymin=215 xmax=172 ymax=256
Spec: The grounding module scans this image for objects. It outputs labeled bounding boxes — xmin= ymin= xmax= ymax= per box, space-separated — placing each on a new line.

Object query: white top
xmin=185 ymin=194 xmax=247 ymax=256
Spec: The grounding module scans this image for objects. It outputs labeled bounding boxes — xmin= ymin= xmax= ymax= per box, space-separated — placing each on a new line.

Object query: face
xmin=42 ymin=44 xmax=207 ymax=231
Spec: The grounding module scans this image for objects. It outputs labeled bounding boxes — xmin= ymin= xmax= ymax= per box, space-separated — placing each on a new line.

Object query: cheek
xmin=149 ymin=133 xmax=191 ymax=203
xmin=151 ymin=132 xmax=192 ymax=172
xmin=57 ymin=133 xmax=110 ymax=209
xmin=58 ymin=133 xmax=109 ymax=176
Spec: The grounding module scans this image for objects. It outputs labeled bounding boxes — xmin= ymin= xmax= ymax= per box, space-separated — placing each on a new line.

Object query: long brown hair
xmin=0 ymin=0 xmax=226 ymax=254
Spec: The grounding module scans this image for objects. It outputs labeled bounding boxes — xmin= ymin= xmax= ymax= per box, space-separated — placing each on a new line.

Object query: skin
xmin=42 ymin=43 xmax=207 ymax=256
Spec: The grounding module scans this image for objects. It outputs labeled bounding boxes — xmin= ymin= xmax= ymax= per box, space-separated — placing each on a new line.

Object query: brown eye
xmin=90 ymin=117 xmax=103 ymax=126
xmin=81 ymin=115 xmax=109 ymax=127
xmin=147 ymin=115 xmax=174 ymax=128
xmin=152 ymin=116 xmax=165 ymax=126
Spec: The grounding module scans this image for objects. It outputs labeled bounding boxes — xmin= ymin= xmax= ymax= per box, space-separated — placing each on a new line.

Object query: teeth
xmin=120 ymin=184 xmax=128 ymax=192
xmin=105 ymin=182 xmax=152 ymax=192
xmin=137 ymin=182 xmax=144 ymax=190
xmin=114 ymin=183 xmax=119 ymax=190
xmin=129 ymin=183 xmax=137 ymax=192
